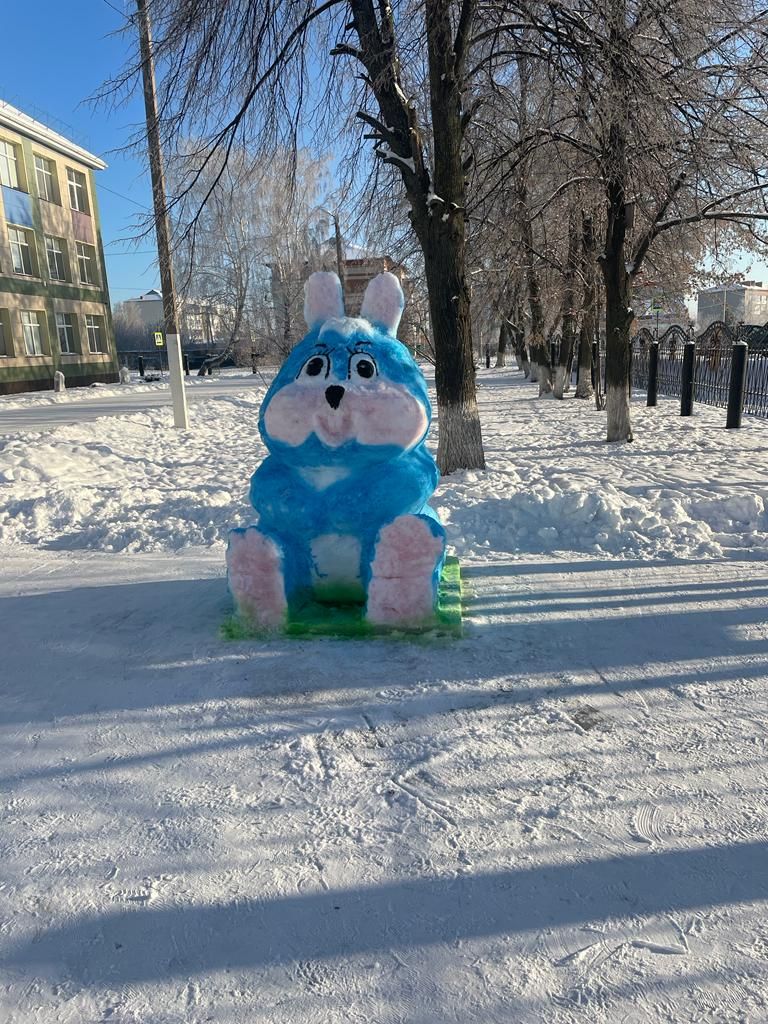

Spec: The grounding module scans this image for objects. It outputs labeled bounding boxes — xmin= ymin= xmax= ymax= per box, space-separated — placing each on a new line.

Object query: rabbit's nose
xmin=325 ymin=385 xmax=345 ymax=409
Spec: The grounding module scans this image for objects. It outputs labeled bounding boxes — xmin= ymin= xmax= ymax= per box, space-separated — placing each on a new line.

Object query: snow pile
xmin=1 ymin=367 xmax=767 ymax=559
xmin=440 ymin=473 xmax=768 ymax=560
xmin=0 ymin=394 xmax=263 ymax=551
xmin=439 ymin=474 xmax=725 ymax=559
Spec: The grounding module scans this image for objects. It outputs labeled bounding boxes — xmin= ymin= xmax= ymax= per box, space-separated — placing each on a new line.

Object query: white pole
xmin=165 ymin=334 xmax=189 ymax=428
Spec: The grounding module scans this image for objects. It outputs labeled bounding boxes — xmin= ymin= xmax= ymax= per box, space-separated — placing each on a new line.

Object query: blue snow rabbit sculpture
xmin=226 ymin=270 xmax=446 ymax=630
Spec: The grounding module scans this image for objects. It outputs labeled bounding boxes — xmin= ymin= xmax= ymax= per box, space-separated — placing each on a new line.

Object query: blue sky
xmin=3 ymin=2 xmax=159 ymax=304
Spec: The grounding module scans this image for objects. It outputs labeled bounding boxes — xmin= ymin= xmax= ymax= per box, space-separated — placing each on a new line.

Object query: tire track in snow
xmin=629 ymin=803 xmax=665 ymax=846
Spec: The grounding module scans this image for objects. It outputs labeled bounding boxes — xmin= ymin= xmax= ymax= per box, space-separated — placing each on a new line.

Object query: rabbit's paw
xmin=226 ymin=527 xmax=287 ymax=630
xmin=366 ymin=515 xmax=445 ymax=627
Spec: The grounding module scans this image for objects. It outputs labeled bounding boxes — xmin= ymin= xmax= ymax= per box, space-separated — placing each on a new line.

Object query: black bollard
xmin=680 ymin=341 xmax=695 ymax=416
xmin=138 ymin=355 xmax=145 ymax=378
xmin=183 ymin=352 xmax=190 ymax=377
xmin=647 ymin=342 xmax=659 ymax=407
xmin=726 ymin=341 xmax=748 ymax=428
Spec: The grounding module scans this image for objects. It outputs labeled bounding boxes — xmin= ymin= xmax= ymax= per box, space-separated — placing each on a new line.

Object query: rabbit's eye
xmin=298 ymin=354 xmax=330 ymax=379
xmin=349 ymin=353 xmax=378 ymax=379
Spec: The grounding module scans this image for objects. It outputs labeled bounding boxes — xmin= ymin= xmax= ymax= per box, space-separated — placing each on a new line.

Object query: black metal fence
xmin=631 ymin=320 xmax=768 ymax=419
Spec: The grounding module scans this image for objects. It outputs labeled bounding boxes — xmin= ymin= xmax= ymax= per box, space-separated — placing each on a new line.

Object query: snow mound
xmin=1 ymin=372 xmax=768 ymax=561
xmin=438 ymin=473 xmax=765 ymax=559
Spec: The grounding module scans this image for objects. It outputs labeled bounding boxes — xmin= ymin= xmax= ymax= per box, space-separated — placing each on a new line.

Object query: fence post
xmin=591 ymin=341 xmax=597 ymax=388
xmin=183 ymin=352 xmax=190 ymax=377
xmin=726 ymin=341 xmax=748 ymax=428
xmin=680 ymin=341 xmax=695 ymax=416
xmin=647 ymin=342 xmax=659 ymax=407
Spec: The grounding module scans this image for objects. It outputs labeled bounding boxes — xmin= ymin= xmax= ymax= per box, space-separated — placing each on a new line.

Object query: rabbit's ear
xmin=304 ymin=272 xmax=345 ymax=329
xmin=360 ymin=272 xmax=404 ymax=336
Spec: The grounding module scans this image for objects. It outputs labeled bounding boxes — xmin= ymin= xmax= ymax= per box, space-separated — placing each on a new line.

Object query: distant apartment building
xmin=320 ymin=246 xmax=415 ymax=346
xmin=120 ymin=288 xmax=164 ymax=330
xmin=0 ymin=101 xmax=117 ymax=394
xmin=342 ymin=253 xmax=409 ymax=318
xmin=696 ymin=281 xmax=768 ymax=331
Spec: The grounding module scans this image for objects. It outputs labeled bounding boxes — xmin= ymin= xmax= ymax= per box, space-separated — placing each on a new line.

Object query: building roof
xmin=698 ymin=281 xmax=764 ymax=293
xmin=0 ymin=99 xmax=107 ymax=170
xmin=127 ymin=290 xmax=163 ymax=302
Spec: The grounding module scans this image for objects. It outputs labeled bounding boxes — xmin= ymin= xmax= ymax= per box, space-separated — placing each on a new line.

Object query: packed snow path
xmin=1 ymin=371 xmax=768 ymax=1022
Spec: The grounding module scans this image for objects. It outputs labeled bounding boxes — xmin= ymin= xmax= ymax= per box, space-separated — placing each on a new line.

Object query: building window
xmin=45 ymin=236 xmax=67 ymax=281
xmin=76 ymin=242 xmax=97 ymax=285
xmin=0 ymin=140 xmax=20 ymax=189
xmin=8 ymin=227 xmax=34 ymax=275
xmin=21 ymin=311 xmax=45 ymax=356
xmin=67 ymin=168 xmax=89 ymax=214
xmin=55 ymin=312 xmax=76 ymax=354
xmin=85 ymin=314 xmax=105 ymax=353
xmin=34 ymin=156 xmax=58 ymax=203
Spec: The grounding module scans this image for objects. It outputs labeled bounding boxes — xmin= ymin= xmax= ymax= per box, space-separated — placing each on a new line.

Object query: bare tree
xmin=105 ymin=0 xmax=486 ymax=473
xmin=172 ymin=146 xmax=331 ymax=365
xmin=112 ymin=300 xmax=150 ymax=351
xmin=492 ymin=0 xmax=768 ymax=440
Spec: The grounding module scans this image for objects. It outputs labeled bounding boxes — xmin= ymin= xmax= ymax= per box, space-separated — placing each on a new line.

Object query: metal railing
xmin=631 ymin=320 xmax=768 ymax=419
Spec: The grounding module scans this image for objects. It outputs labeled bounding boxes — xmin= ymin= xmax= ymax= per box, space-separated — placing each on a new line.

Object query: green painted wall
xmin=0 ymin=137 xmax=118 ymax=393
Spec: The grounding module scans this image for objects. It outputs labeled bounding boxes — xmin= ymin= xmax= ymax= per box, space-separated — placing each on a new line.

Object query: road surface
xmin=0 ymin=374 xmax=271 ymax=435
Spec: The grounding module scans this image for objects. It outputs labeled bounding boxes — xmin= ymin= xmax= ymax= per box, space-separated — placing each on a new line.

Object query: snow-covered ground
xmin=1 ymin=369 xmax=767 ymax=1022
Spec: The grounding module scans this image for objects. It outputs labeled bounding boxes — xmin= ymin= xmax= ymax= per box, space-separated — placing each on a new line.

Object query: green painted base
xmin=222 ymin=556 xmax=463 ymax=641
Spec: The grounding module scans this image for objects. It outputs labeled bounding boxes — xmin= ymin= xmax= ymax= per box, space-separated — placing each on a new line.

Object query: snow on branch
xmin=375 ymin=145 xmax=416 ymax=173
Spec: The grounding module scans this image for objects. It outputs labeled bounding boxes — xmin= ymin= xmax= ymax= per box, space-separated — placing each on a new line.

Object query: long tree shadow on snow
xmin=1 ymin=560 xmax=768 ymax=726
xmin=5 ymin=838 xmax=767 ymax=984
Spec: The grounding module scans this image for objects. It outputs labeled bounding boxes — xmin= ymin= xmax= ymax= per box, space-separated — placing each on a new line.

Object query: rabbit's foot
xmin=226 ymin=527 xmax=287 ymax=630
xmin=366 ymin=515 xmax=445 ymax=627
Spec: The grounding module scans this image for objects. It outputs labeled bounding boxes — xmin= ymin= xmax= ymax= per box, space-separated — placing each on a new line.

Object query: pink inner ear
xmin=360 ymin=273 xmax=404 ymax=335
xmin=304 ymin=272 xmax=345 ymax=328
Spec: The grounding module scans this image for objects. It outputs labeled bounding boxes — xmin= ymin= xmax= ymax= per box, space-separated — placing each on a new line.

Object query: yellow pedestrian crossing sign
xmin=154 ymin=331 xmax=164 ymax=346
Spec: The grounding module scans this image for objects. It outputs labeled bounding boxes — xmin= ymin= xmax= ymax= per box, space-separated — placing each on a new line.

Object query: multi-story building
xmin=0 ymin=100 xmax=117 ymax=394
xmin=696 ymin=281 xmax=768 ymax=331
xmin=319 ymin=245 xmax=416 ymax=347
xmin=342 ymin=253 xmax=409 ymax=317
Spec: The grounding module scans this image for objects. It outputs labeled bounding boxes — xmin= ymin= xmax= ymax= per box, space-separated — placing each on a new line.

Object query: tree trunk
xmin=418 ymin=0 xmax=484 ymax=473
xmin=601 ymin=236 xmax=633 ymax=440
xmin=554 ymin=211 xmax=579 ymax=399
xmin=417 ymin=215 xmax=484 ymax=473
xmin=599 ymin=1 xmax=633 ymax=441
xmin=517 ymin=179 xmax=551 ymax=395
xmin=349 ymin=0 xmax=484 ymax=474
xmin=496 ymin=319 xmax=509 ymax=367
xmin=517 ymin=327 xmax=530 ymax=377
xmin=575 ymin=211 xmax=596 ymax=399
